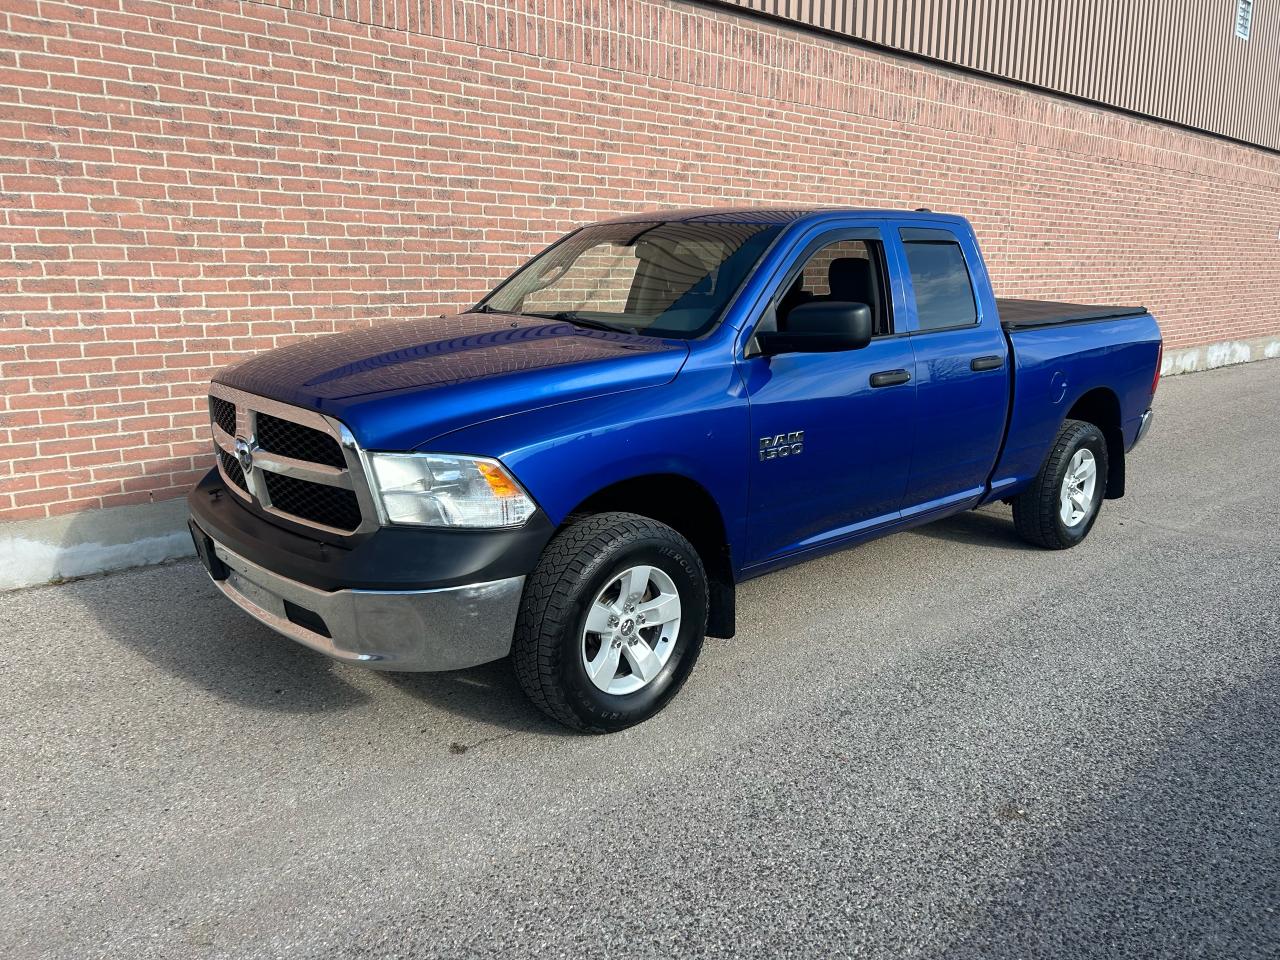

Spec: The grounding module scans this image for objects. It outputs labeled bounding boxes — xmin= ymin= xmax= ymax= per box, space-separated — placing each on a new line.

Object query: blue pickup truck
xmin=188 ymin=208 xmax=1161 ymax=731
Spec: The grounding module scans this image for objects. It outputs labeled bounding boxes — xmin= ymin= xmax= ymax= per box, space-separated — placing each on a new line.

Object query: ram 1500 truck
xmin=188 ymin=208 xmax=1161 ymax=731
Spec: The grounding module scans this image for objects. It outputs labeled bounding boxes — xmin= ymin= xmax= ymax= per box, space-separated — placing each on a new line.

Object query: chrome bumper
xmin=1132 ymin=408 xmax=1155 ymax=449
xmin=207 ymin=540 xmax=524 ymax=671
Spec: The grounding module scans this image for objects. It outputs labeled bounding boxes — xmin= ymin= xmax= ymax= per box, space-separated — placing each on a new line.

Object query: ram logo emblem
xmin=234 ymin=437 xmax=255 ymax=474
xmin=759 ymin=430 xmax=804 ymax=461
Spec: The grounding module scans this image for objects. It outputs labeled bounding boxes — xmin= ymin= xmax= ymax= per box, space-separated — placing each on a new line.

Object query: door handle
xmin=970 ymin=355 xmax=1004 ymax=372
xmin=869 ymin=369 xmax=911 ymax=388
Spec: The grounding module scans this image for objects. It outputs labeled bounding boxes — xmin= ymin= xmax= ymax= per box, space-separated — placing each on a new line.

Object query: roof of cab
xmin=592 ymin=206 xmax=971 ymax=227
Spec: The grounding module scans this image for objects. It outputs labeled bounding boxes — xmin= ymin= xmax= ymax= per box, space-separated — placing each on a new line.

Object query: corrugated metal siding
xmin=719 ymin=0 xmax=1280 ymax=151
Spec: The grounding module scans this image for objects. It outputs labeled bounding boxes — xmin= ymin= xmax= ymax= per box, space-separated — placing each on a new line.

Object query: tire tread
xmin=1011 ymin=418 xmax=1107 ymax=550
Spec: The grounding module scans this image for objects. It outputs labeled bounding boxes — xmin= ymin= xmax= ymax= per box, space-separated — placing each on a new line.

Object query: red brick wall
xmin=2 ymin=0 xmax=1278 ymax=521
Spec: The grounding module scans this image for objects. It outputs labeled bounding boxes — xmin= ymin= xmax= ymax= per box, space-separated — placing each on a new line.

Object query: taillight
xmin=1151 ymin=341 xmax=1163 ymax=397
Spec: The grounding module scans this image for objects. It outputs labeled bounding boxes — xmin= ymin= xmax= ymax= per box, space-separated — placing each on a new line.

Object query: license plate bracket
xmin=189 ymin=521 xmax=229 ymax=581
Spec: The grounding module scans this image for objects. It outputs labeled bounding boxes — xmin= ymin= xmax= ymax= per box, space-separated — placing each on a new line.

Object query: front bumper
xmin=193 ymin=522 xmax=524 ymax=671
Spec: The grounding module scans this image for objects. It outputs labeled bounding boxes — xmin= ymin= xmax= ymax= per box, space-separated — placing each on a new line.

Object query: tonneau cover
xmin=997 ymin=298 xmax=1147 ymax=331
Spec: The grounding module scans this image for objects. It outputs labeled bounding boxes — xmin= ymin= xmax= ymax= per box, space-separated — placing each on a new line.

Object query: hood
xmin=214 ymin=313 xmax=689 ymax=450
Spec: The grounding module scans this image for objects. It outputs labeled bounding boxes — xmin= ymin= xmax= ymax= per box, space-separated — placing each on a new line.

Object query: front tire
xmin=512 ymin=512 xmax=708 ymax=732
xmin=1012 ymin=418 xmax=1109 ymax=549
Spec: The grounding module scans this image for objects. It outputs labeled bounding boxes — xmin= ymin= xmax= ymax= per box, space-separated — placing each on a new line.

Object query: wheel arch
xmin=1065 ymin=386 xmax=1124 ymax=498
xmin=566 ymin=473 xmax=736 ymax=638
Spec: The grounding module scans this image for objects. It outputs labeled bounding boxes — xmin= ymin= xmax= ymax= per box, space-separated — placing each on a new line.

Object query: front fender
xmin=426 ymin=362 xmax=750 ymax=575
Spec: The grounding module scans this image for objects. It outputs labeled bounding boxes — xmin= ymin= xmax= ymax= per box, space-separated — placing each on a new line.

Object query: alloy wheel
xmin=581 ymin=565 xmax=682 ymax=695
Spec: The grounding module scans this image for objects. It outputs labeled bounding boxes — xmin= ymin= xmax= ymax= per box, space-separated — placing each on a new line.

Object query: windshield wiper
xmin=526 ymin=311 xmax=635 ymax=335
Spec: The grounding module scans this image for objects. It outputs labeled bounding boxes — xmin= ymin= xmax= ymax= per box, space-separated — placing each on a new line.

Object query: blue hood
xmin=214 ymin=313 xmax=690 ymax=450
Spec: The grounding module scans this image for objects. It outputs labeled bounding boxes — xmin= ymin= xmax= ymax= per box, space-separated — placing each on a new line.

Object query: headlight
xmin=368 ymin=452 xmax=536 ymax=528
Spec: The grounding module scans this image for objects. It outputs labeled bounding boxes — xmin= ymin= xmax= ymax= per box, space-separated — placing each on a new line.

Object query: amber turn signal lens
xmin=477 ymin=461 xmax=523 ymax=499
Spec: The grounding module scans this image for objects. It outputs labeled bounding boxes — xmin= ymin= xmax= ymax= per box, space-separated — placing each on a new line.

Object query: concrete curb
xmin=1 ymin=338 xmax=1276 ymax=592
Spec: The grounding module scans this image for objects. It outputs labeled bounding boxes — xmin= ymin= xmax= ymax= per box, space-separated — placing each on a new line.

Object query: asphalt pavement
xmin=2 ymin=360 xmax=1278 ymax=959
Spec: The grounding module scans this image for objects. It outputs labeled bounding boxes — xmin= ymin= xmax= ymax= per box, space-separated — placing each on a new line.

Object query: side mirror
xmin=755 ymin=302 xmax=873 ymax=356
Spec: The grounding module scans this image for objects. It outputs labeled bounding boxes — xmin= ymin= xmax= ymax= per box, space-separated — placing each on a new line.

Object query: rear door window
xmin=900 ymin=229 xmax=978 ymax=331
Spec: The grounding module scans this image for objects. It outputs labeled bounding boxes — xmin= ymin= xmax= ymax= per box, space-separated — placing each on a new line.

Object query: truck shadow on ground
xmin=911 ymin=505 xmax=1035 ymax=552
xmin=65 ymin=558 xmax=556 ymax=732
xmin=58 ymin=559 xmax=370 ymax=714
xmin=378 ymin=660 xmax=574 ymax=737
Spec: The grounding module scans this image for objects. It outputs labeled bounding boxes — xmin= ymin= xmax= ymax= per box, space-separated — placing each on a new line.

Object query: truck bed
xmin=990 ymin=299 xmax=1161 ymax=503
xmin=997 ymin=298 xmax=1148 ymax=331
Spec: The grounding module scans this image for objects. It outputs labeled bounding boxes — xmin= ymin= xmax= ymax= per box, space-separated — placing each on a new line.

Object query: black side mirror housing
xmin=755 ymin=301 xmax=874 ymax=356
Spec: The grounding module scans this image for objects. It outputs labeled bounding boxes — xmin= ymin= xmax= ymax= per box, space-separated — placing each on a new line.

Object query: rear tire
xmin=1012 ymin=419 xmax=1109 ymax=550
xmin=512 ymin=512 xmax=708 ymax=733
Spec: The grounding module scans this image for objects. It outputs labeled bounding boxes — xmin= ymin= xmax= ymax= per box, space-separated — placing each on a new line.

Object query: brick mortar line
xmin=5 ymin=1 xmax=1277 ymax=189
xmin=215 ymin=0 xmax=1279 ymax=182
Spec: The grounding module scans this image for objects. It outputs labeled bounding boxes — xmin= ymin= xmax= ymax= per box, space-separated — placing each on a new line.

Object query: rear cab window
xmin=899 ymin=227 xmax=979 ymax=332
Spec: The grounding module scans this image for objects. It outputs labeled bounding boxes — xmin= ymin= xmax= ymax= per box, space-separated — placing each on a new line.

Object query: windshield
xmin=478 ymin=220 xmax=784 ymax=339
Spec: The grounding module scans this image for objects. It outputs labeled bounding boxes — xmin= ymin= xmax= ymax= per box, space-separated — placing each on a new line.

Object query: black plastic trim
xmin=189 ymin=519 xmax=229 ymax=580
xmin=283 ymin=600 xmax=331 ymax=638
xmin=869 ymin=368 xmax=911 ymax=387
xmin=188 ymin=468 xmax=554 ymax=592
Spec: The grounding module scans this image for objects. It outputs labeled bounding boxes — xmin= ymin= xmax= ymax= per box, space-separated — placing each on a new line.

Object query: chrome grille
xmin=210 ymin=396 xmax=236 ymax=437
xmin=256 ymin=413 xmax=346 ymax=468
xmin=206 ymin=383 xmax=379 ymax=536
xmin=263 ymin=472 xmax=362 ymax=532
xmin=218 ymin=448 xmax=247 ymax=492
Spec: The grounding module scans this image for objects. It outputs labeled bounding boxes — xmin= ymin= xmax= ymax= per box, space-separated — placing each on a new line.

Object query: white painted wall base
xmin=1161 ymin=335 xmax=1280 ymax=376
xmin=0 ymin=499 xmax=194 ymax=592
xmin=0 ymin=335 xmax=1276 ymax=591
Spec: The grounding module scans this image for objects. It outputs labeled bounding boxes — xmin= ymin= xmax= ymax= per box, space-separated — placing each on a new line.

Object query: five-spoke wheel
xmin=581 ymin=565 xmax=683 ymax=695
xmin=1058 ymin=447 xmax=1098 ymax=528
